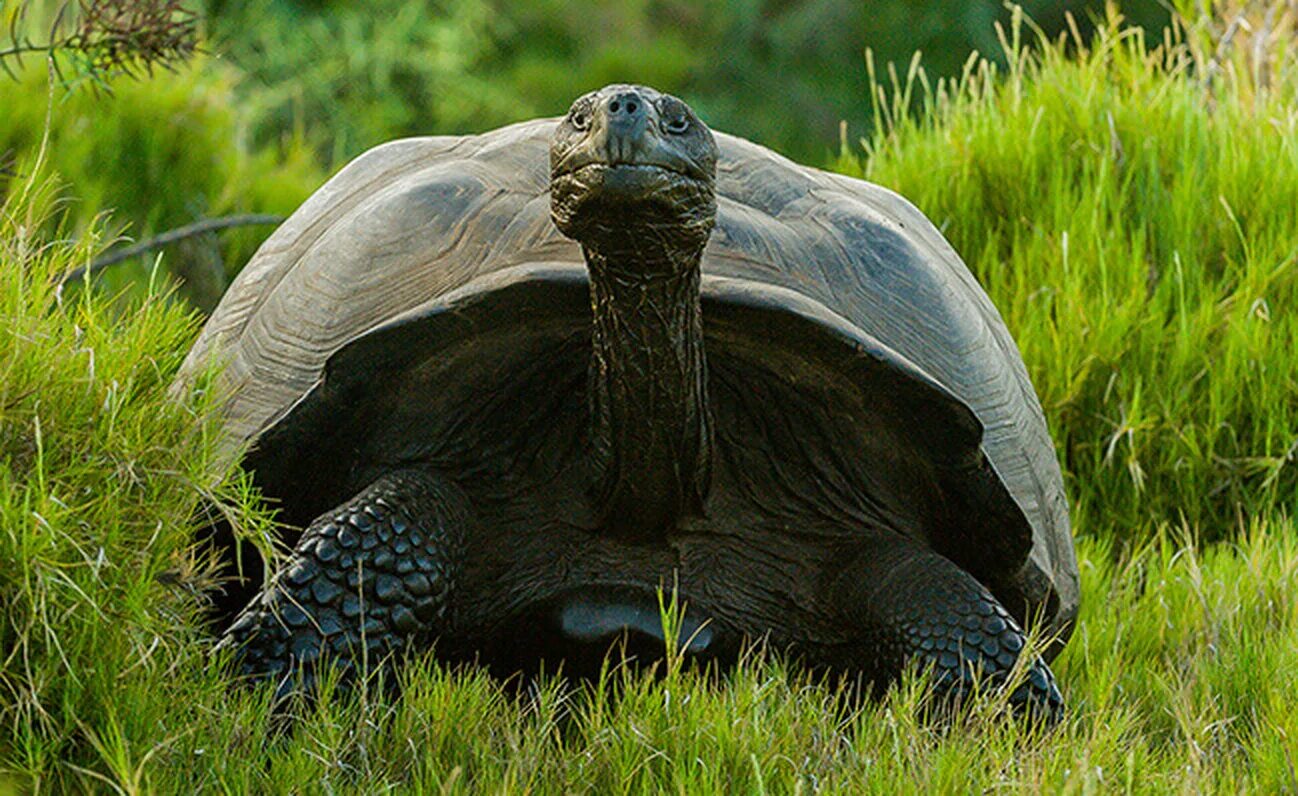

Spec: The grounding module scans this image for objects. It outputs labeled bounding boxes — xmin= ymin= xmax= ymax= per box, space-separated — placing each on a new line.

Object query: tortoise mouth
xmin=549 ymin=162 xmax=716 ymax=244
xmin=555 ymin=161 xmax=695 ymax=179
xmin=551 ymin=162 xmax=707 ymax=204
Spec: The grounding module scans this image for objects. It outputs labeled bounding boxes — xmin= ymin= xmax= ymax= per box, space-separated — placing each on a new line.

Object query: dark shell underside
xmin=242 ymin=273 xmax=1051 ymax=649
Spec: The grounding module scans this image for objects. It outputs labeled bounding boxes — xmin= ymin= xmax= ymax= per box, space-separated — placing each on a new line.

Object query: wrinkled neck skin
xmin=584 ymin=233 xmax=713 ymax=538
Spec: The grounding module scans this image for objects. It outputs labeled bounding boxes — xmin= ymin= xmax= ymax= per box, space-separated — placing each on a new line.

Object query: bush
xmin=200 ymin=0 xmax=1172 ymax=165
xmin=0 ymin=56 xmax=322 ymax=305
xmin=836 ymin=5 xmax=1298 ymax=545
xmin=0 ymin=162 xmax=275 ymax=791
xmin=201 ymin=0 xmax=519 ymax=163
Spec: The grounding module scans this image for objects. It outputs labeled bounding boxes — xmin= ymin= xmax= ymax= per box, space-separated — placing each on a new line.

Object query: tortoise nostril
xmin=603 ymin=91 xmax=649 ymax=154
xmin=607 ymin=92 xmax=645 ymax=121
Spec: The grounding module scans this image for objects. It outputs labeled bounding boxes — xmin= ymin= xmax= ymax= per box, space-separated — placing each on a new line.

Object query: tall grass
xmin=836 ymin=4 xmax=1298 ymax=544
xmin=2 ymin=4 xmax=1297 ymax=793
xmin=0 ymin=55 xmax=322 ymax=306
xmin=0 ymin=149 xmax=274 ymax=792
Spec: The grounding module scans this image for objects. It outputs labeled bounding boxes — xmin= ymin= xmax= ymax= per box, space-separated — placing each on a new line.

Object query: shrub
xmin=836 ymin=4 xmax=1298 ymax=544
xmin=201 ymin=0 xmax=519 ymax=162
xmin=0 ymin=55 xmax=322 ymax=305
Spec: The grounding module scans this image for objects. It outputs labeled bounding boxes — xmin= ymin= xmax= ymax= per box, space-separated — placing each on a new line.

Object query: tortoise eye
xmin=663 ymin=115 xmax=690 ymax=135
xmin=570 ymin=109 xmax=591 ymax=131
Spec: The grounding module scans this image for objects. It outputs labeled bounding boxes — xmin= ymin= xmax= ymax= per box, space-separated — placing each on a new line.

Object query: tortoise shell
xmin=180 ymin=119 xmax=1079 ymax=653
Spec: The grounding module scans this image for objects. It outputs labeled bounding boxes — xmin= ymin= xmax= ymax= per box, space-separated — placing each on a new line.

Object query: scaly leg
xmin=222 ymin=469 xmax=467 ymax=687
xmin=822 ymin=536 xmax=1063 ymax=720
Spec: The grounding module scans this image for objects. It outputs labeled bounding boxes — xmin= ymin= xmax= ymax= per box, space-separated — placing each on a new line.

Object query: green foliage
xmin=0 ymin=53 xmax=322 ymax=301
xmin=836 ymin=7 xmax=1298 ymax=544
xmin=201 ymin=0 xmax=1171 ymax=165
xmin=0 ymin=0 xmax=199 ymax=86
xmin=202 ymin=0 xmax=520 ymax=164
xmin=0 ymin=163 xmax=275 ymax=791
xmin=486 ymin=0 xmax=1171 ymax=163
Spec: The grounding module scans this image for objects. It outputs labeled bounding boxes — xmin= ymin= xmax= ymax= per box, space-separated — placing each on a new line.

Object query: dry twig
xmin=1 ymin=0 xmax=198 ymax=86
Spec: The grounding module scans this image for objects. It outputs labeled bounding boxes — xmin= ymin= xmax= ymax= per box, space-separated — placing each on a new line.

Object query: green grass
xmin=3 ymin=4 xmax=1298 ymax=793
xmin=200 ymin=0 xmax=1171 ymax=166
xmin=0 ymin=54 xmax=323 ymax=307
xmin=836 ymin=5 xmax=1298 ymax=545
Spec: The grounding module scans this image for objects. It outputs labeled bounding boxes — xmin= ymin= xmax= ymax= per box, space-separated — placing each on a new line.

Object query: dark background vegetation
xmin=198 ymin=0 xmax=1171 ymax=164
xmin=0 ymin=0 xmax=1170 ymax=305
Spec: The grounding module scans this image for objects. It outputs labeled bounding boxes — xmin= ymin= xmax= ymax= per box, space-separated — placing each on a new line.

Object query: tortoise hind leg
xmin=822 ymin=536 xmax=1063 ymax=721
xmin=221 ymin=469 xmax=467 ymax=689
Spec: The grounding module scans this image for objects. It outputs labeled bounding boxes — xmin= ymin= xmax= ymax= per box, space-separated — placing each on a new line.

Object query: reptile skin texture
xmin=222 ymin=470 xmax=465 ymax=687
xmin=835 ymin=538 xmax=1063 ymax=721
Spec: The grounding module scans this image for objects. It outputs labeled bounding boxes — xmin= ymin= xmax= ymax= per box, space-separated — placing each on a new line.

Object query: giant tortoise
xmin=181 ymin=84 xmax=1079 ymax=714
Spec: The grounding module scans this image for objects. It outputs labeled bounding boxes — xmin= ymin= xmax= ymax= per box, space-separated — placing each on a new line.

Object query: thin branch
xmin=0 ymin=42 xmax=59 ymax=60
xmin=1 ymin=0 xmax=199 ymax=86
xmin=60 ymin=214 xmax=283 ymax=285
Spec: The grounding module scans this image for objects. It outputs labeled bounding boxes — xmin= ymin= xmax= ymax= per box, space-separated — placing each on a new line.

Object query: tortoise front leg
xmin=822 ymin=536 xmax=1063 ymax=720
xmin=222 ymin=469 xmax=467 ymax=688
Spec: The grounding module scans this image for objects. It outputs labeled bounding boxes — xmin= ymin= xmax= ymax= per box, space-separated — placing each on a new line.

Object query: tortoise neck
xmin=583 ymin=239 xmax=713 ymax=538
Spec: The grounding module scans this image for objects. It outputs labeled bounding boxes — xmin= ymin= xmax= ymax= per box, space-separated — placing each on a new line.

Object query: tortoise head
xmin=550 ymin=84 xmax=718 ymax=261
